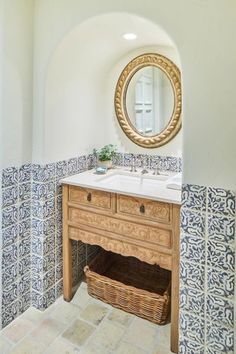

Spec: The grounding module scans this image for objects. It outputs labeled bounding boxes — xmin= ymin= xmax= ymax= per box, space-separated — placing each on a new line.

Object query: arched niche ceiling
xmin=44 ymin=13 xmax=181 ymax=162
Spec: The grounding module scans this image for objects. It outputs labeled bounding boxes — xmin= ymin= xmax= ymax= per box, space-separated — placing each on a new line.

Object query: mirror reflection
xmin=126 ymin=66 xmax=174 ymax=136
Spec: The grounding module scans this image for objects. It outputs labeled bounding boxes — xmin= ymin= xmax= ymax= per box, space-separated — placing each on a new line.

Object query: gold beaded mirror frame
xmin=114 ymin=53 xmax=182 ymax=148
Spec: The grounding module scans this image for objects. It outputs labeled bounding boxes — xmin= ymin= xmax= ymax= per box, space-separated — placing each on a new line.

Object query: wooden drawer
xmin=68 ymin=207 xmax=172 ymax=249
xmin=68 ymin=186 xmax=112 ymax=211
xmin=117 ymin=194 xmax=171 ymax=224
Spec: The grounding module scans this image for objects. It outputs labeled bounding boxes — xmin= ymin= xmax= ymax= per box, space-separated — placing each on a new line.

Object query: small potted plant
xmin=93 ymin=144 xmax=116 ymax=169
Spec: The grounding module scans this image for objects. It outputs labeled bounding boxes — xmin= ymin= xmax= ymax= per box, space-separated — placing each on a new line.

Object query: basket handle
xmin=84 ymin=265 xmax=90 ymax=274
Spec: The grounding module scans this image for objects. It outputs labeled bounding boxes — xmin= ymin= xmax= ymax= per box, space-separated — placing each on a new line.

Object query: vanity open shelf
xmin=62 ymin=172 xmax=181 ymax=353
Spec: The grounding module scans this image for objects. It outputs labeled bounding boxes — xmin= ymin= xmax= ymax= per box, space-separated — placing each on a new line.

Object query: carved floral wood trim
xmin=114 ymin=53 xmax=182 ymax=148
xmin=69 ymin=227 xmax=172 ymax=270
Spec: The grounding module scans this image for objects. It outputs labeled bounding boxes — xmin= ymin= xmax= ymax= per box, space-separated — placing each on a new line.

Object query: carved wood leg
xmin=63 ymin=184 xmax=73 ymax=301
xmin=171 ymin=205 xmax=180 ymax=353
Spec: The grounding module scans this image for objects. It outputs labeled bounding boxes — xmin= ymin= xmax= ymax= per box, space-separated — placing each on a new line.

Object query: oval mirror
xmin=115 ymin=53 xmax=182 ymax=148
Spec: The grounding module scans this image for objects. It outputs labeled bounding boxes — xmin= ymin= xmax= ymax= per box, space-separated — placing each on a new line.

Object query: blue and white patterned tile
xmin=55 ymin=178 xmax=62 ymax=195
xmin=206 ymin=294 xmax=234 ymax=327
xmin=56 ymin=160 xmax=68 ymax=178
xmin=112 ymin=152 xmax=124 ymax=166
xmin=123 ymin=153 xmax=134 ymax=167
xmin=42 ymin=287 xmax=56 ymax=309
xmin=56 ymin=263 xmax=63 ymax=282
xmin=18 ymin=256 xmax=31 ymax=277
xmin=206 ymin=321 xmax=234 ymax=353
xmin=68 ymin=157 xmax=78 ymax=175
xmin=32 ymin=269 xmax=55 ymax=293
xmin=19 ymin=201 xmax=31 ymax=221
xmin=181 ymin=209 xmax=205 ymax=238
xmin=208 ymin=187 xmax=235 ymax=217
xmin=31 ymin=290 xmax=43 ymax=310
xmin=2 ymin=167 xmax=18 ymax=188
xmin=31 ymin=233 xmax=55 ymax=256
xmin=19 ymin=164 xmax=31 ymax=183
xmin=180 ymin=234 xmax=205 ymax=264
xmin=2 ymin=205 xmax=18 ymax=228
xmin=135 ymin=154 xmax=150 ymax=169
xmin=19 ymin=182 xmax=31 ymax=202
xmin=19 ymin=218 xmax=31 ymax=240
xmin=32 ymin=163 xmax=55 ymax=182
xmin=2 ymin=224 xmax=18 ymax=248
xmin=31 ymin=254 xmax=44 ymax=273
xmin=180 ymin=287 xmax=205 ymax=316
xmin=55 ymin=245 xmax=63 ymax=265
xmin=180 ymin=260 xmax=205 ymax=291
xmin=2 ymin=263 xmax=18 ymax=287
xmin=2 ymin=282 xmax=18 ymax=307
xmin=31 ymin=217 xmax=55 ymax=238
xmin=18 ymin=273 xmax=31 ymax=297
xmin=207 ymin=266 xmax=234 ymax=298
xmin=150 ymin=155 xmax=162 ymax=170
xmin=179 ymin=337 xmax=204 ymax=354
xmin=86 ymin=154 xmax=96 ymax=169
xmin=32 ymin=199 xmax=55 ymax=219
xmin=2 ymin=243 xmax=18 ymax=268
xmin=19 ymin=235 xmax=31 ymax=258
xmin=78 ymin=155 xmax=88 ymax=171
xmin=161 ymin=156 xmax=178 ymax=172
xmin=178 ymin=157 xmax=183 ymax=172
xmin=55 ymin=280 xmax=63 ymax=298
xmin=2 ymin=185 xmax=18 ymax=208
xmin=180 ymin=312 xmax=205 ymax=345
xmin=207 ymin=240 xmax=235 ymax=272
xmin=182 ymin=184 xmax=207 ymax=211
xmin=31 ymin=251 xmax=55 ymax=273
xmin=56 ymin=195 xmax=62 ymax=215
xmin=1 ymin=301 xmax=18 ymax=328
xmin=18 ymin=292 xmax=31 ymax=315
xmin=32 ymin=181 xmax=55 ymax=201
xmin=208 ymin=214 xmax=235 ymax=244
xmin=55 ymin=227 xmax=62 ymax=248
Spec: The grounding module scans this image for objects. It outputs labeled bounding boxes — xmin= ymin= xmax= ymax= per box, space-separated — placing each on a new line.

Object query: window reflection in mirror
xmin=126 ymin=66 xmax=174 ymax=136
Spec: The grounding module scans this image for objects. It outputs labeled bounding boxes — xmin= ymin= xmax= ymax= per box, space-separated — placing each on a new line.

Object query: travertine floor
xmin=0 ymin=282 xmax=172 ymax=354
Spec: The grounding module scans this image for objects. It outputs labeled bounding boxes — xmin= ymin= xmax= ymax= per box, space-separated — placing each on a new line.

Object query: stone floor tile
xmin=151 ymin=344 xmax=172 ymax=354
xmin=80 ymin=303 xmax=108 ymax=325
xmin=115 ymin=341 xmax=148 ymax=354
xmin=30 ymin=317 xmax=66 ymax=347
xmin=3 ymin=317 xmax=33 ymax=343
xmin=71 ymin=287 xmax=91 ymax=309
xmin=50 ymin=301 xmax=80 ymax=324
xmin=123 ymin=317 xmax=157 ymax=351
xmin=21 ymin=307 xmax=44 ymax=325
xmin=108 ymin=308 xmax=134 ymax=327
xmin=87 ymin=320 xmax=125 ymax=352
xmin=62 ymin=318 xmax=95 ymax=347
xmin=9 ymin=335 xmax=46 ymax=354
xmin=44 ymin=337 xmax=80 ymax=353
xmin=80 ymin=341 xmax=110 ymax=354
xmin=0 ymin=335 xmax=13 ymax=354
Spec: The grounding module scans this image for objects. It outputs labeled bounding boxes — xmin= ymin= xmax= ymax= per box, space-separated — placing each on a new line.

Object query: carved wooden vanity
xmin=62 ymin=183 xmax=180 ymax=353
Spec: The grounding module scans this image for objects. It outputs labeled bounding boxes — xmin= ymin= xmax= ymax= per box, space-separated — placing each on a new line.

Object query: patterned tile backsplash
xmin=1 ymin=152 xmax=235 ymax=353
xmin=180 ymin=184 xmax=235 ymax=354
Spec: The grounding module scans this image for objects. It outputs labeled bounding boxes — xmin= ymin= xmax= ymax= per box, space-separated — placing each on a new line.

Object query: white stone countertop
xmin=61 ymin=167 xmax=182 ymax=205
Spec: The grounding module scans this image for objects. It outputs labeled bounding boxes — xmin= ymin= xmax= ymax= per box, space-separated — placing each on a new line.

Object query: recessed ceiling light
xmin=123 ymin=33 xmax=137 ymax=40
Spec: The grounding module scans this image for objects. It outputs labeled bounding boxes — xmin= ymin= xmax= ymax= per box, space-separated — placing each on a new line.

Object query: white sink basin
xmin=96 ymin=172 xmax=169 ymax=188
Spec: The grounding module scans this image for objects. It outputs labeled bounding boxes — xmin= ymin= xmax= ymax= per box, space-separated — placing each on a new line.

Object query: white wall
xmin=1 ymin=0 xmax=34 ymax=168
xmin=42 ymin=13 xmax=181 ymax=163
xmin=33 ymin=0 xmax=236 ymax=190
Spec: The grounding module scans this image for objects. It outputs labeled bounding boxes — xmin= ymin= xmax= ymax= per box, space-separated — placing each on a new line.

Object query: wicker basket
xmin=84 ymin=251 xmax=171 ymax=325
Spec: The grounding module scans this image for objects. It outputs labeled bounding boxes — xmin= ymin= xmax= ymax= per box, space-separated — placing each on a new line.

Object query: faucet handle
xmin=153 ymin=166 xmax=160 ymax=175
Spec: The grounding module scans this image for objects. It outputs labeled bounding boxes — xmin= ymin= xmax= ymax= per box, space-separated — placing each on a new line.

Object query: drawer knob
xmin=87 ymin=193 xmax=92 ymax=202
xmin=140 ymin=204 xmax=145 ymax=213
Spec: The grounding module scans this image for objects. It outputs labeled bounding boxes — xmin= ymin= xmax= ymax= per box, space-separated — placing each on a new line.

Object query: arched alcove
xmin=44 ymin=12 xmax=182 ymax=162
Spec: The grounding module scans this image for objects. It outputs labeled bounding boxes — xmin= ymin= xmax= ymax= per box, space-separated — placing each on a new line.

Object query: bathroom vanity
xmin=62 ymin=168 xmax=181 ymax=353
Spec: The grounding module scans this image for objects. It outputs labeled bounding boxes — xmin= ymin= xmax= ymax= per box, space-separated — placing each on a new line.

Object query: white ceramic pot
xmin=98 ymin=160 xmax=112 ymax=169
